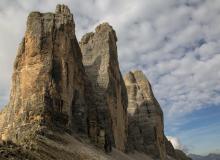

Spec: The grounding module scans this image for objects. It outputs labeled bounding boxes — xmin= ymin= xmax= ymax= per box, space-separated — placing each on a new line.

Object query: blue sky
xmin=165 ymin=106 xmax=220 ymax=155
xmin=0 ymin=0 xmax=220 ymax=155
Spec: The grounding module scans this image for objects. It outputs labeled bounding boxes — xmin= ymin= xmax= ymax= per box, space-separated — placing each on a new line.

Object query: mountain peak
xmin=55 ymin=4 xmax=71 ymax=14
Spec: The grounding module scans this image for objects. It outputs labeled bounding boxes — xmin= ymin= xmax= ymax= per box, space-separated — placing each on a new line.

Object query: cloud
xmin=167 ymin=136 xmax=188 ymax=152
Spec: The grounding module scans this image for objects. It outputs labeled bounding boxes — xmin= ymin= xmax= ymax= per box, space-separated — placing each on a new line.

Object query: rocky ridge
xmin=0 ymin=4 xmax=191 ymax=160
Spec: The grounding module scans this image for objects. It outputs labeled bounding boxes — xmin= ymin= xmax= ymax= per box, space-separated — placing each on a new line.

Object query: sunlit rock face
xmin=80 ymin=23 xmax=128 ymax=152
xmin=124 ymin=70 xmax=166 ymax=160
xmin=0 ymin=4 xmax=97 ymax=144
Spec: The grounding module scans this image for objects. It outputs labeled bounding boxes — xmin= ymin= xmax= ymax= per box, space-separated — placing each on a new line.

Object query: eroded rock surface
xmin=124 ymin=70 xmax=166 ymax=160
xmin=80 ymin=23 xmax=128 ymax=152
xmin=0 ymin=4 xmax=96 ymax=145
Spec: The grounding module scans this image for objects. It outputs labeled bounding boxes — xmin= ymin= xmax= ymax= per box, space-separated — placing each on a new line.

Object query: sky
xmin=0 ymin=0 xmax=220 ymax=156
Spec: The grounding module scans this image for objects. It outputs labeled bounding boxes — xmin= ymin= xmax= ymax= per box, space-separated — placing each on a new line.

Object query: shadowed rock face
xmin=165 ymin=137 xmax=177 ymax=159
xmin=0 ymin=4 xmax=97 ymax=144
xmin=124 ymin=70 xmax=166 ymax=160
xmin=80 ymin=23 xmax=128 ymax=152
xmin=175 ymin=150 xmax=192 ymax=160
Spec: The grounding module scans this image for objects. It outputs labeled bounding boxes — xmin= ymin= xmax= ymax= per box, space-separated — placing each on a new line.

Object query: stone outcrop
xmin=124 ymin=70 xmax=166 ymax=159
xmin=0 ymin=4 xmax=97 ymax=145
xmin=79 ymin=23 xmax=128 ymax=152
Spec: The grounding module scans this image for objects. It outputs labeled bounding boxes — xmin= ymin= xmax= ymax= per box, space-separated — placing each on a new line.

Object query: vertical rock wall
xmin=0 ymin=4 xmax=191 ymax=160
xmin=124 ymin=70 xmax=166 ymax=159
xmin=80 ymin=23 xmax=128 ymax=152
xmin=0 ymin=4 xmax=96 ymax=144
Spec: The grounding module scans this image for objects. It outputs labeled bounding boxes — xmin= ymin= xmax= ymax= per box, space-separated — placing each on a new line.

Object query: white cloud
xmin=167 ymin=136 xmax=187 ymax=152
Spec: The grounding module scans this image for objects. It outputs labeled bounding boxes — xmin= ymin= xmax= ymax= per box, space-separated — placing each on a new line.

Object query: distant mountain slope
xmin=189 ymin=153 xmax=220 ymax=160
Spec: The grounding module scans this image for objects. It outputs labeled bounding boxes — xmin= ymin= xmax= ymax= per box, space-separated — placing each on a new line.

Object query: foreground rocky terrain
xmin=0 ymin=4 xmax=191 ymax=160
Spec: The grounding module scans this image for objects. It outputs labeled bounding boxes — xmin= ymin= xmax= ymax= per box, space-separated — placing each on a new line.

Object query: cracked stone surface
xmin=0 ymin=4 xmax=96 ymax=145
xmin=124 ymin=70 xmax=166 ymax=160
xmin=80 ymin=23 xmax=128 ymax=152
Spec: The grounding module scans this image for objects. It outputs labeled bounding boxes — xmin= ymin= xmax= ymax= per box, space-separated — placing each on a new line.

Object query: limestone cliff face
xmin=0 ymin=4 xmax=192 ymax=160
xmin=80 ymin=23 xmax=128 ymax=152
xmin=0 ymin=4 xmax=96 ymax=144
xmin=124 ymin=70 xmax=166 ymax=160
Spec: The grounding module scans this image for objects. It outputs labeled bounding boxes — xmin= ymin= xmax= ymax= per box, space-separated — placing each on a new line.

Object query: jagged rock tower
xmin=80 ymin=23 xmax=128 ymax=152
xmin=0 ymin=4 xmax=96 ymax=144
xmin=0 ymin=4 xmax=192 ymax=160
xmin=124 ymin=70 xmax=166 ymax=159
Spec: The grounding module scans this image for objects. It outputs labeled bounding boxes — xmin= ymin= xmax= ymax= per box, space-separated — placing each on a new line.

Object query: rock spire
xmin=80 ymin=23 xmax=128 ymax=152
xmin=124 ymin=70 xmax=166 ymax=159
xmin=0 ymin=4 xmax=96 ymax=144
